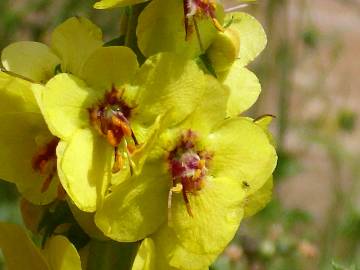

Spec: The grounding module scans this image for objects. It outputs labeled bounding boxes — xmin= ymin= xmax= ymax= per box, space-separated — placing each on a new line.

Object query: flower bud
xmin=206 ymin=28 xmax=240 ymax=73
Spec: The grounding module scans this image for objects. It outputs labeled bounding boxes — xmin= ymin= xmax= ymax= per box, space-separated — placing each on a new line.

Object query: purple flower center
xmin=167 ymin=130 xmax=212 ymax=216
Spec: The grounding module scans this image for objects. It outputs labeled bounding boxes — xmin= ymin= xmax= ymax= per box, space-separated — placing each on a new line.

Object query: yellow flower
xmin=41 ymin=52 xmax=207 ymax=212
xmin=0 ymin=17 xmax=104 ymax=205
xmin=95 ymin=77 xmax=277 ymax=268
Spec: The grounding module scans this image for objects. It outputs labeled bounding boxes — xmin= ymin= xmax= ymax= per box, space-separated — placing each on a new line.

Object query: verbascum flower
xmin=95 ymin=75 xmax=277 ymax=269
xmin=0 ymin=222 xmax=82 ymax=270
xmin=41 ymin=52 xmax=206 ymax=212
xmin=130 ymin=121 xmax=275 ymax=270
xmin=0 ymin=17 xmax=110 ymax=206
xmin=0 ymin=71 xmax=61 ymax=205
xmin=144 ymin=115 xmax=276 ymax=270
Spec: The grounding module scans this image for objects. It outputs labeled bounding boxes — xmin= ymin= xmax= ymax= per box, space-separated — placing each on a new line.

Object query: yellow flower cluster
xmin=0 ymin=1 xmax=276 ymax=269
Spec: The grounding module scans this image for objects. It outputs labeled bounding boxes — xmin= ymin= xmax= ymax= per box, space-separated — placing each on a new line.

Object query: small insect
xmin=242 ymin=181 xmax=250 ymax=189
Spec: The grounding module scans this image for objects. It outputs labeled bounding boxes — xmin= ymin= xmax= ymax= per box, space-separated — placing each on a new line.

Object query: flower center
xmin=32 ymin=137 xmax=60 ymax=194
xmin=88 ymin=86 xmax=137 ymax=173
xmin=167 ymin=130 xmax=212 ymax=217
xmin=183 ymin=0 xmax=224 ymax=43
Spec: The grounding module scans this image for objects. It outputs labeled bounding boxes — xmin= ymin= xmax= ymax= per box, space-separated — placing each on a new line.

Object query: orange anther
xmin=112 ymin=150 xmax=123 ymax=173
xmin=127 ymin=143 xmax=136 ymax=154
xmin=111 ymin=116 xmax=123 ymax=127
xmin=111 ymin=116 xmax=132 ymax=137
xmin=121 ymin=123 xmax=132 ymax=137
xmin=107 ymin=130 xmax=118 ymax=147
xmin=212 ymin=18 xmax=224 ymax=32
xmin=199 ymin=159 xmax=206 ymax=169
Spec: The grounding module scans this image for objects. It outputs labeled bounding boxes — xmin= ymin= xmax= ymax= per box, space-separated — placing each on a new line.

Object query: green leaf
xmin=86 ymin=240 xmax=139 ymax=270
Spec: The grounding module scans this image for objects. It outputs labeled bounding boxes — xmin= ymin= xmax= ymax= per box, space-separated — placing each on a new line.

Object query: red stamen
xmin=167 ymin=130 xmax=212 ymax=217
xmin=182 ymin=183 xmax=193 ymax=217
xmin=32 ymin=138 xmax=59 ymax=194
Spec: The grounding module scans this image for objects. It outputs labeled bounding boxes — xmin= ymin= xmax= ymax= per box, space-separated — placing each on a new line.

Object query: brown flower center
xmin=88 ymin=86 xmax=137 ymax=173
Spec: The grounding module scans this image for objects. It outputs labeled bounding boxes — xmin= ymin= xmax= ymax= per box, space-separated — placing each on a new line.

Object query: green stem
xmin=86 ymin=239 xmax=139 ymax=270
xmin=124 ymin=3 xmax=147 ymax=64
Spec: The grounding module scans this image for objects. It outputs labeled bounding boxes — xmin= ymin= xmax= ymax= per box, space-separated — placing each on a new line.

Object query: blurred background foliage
xmin=0 ymin=0 xmax=359 ymax=269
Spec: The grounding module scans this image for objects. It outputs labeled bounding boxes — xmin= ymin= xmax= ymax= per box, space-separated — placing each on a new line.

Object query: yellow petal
xmin=1 ymin=41 xmax=60 ymax=83
xmin=206 ymin=117 xmax=277 ymax=197
xmin=226 ymin=12 xmax=267 ymax=67
xmin=132 ymin=238 xmax=156 ymax=270
xmin=152 ymin=225 xmax=217 ymax=270
xmin=169 ymin=177 xmax=245 ymax=254
xmin=254 ymin=114 xmax=276 ymax=145
xmin=80 ymin=46 xmax=138 ymax=90
xmin=51 ymin=17 xmax=103 ymax=75
xmin=57 ymin=130 xmax=113 ymax=212
xmin=133 ymin=53 xmax=205 ymax=128
xmin=42 ymin=73 xmax=99 ymax=140
xmin=219 ymin=64 xmax=261 ymax=116
xmin=0 ymin=223 xmax=49 ymax=270
xmin=42 ymin=235 xmax=82 ymax=270
xmin=181 ymin=75 xmax=229 ymax=136
xmin=244 ymin=176 xmax=273 ymax=218
xmin=95 ymin=162 xmax=168 ymax=241
xmin=0 ymin=71 xmax=40 ymax=114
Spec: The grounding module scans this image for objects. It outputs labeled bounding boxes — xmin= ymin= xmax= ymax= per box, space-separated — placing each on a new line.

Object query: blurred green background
xmin=0 ymin=0 xmax=359 ymax=269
